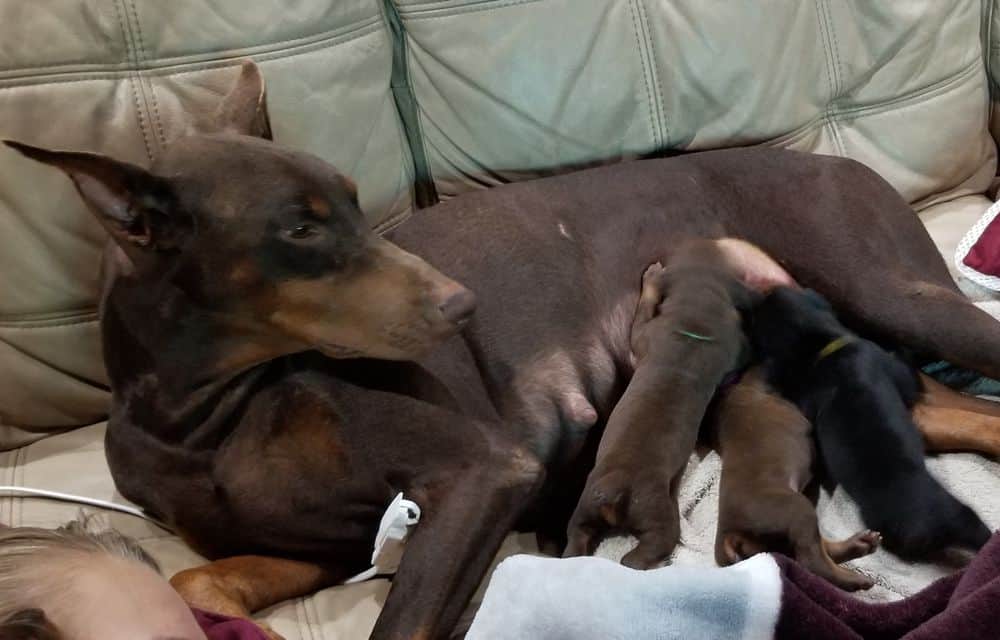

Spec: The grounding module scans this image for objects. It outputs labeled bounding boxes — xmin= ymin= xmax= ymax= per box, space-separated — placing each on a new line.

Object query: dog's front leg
xmin=370 ymin=447 xmax=544 ymax=640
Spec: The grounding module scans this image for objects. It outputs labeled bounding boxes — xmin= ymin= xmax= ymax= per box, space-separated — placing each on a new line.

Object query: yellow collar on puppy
xmin=816 ymin=335 xmax=855 ymax=362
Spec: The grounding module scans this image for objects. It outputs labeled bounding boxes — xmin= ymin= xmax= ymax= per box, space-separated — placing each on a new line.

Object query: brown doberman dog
xmin=7 ymin=61 xmax=1000 ymax=639
xmin=712 ymin=368 xmax=880 ymax=591
xmin=564 ymin=239 xmax=755 ymax=568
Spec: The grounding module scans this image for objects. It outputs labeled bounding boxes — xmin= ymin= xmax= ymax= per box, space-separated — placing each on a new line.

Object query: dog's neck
xmin=99 ymin=250 xmax=301 ymax=443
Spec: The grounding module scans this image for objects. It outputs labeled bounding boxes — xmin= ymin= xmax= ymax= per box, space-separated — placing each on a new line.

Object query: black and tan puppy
xmin=751 ymin=287 xmax=992 ymax=558
xmin=713 ymin=367 xmax=880 ymax=590
xmin=565 ymin=238 xmax=754 ymax=568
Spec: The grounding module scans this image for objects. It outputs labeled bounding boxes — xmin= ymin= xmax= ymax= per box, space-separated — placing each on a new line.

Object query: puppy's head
xmin=749 ymin=286 xmax=845 ymax=361
xmin=3 ymin=61 xmax=475 ymax=361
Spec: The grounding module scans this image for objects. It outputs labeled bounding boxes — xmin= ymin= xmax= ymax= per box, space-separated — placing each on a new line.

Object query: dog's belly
xmin=385 ymin=144 xmax=979 ymax=515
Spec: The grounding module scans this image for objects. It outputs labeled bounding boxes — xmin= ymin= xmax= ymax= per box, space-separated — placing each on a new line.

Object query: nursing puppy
xmin=713 ymin=367 xmax=879 ymax=590
xmin=751 ymin=287 xmax=991 ymax=558
xmin=565 ymin=238 xmax=755 ymax=567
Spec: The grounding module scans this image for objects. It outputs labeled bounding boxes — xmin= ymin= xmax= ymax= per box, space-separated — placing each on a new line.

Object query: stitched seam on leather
xmin=761 ymin=59 xmax=982 ymax=149
xmin=831 ymin=59 xmax=982 ymax=122
xmin=400 ymin=0 xmax=537 ymax=11
xmin=129 ymin=0 xmax=167 ymax=149
xmin=829 ymin=116 xmax=847 ymax=156
xmin=823 ymin=0 xmax=843 ymax=97
xmin=371 ymin=155 xmax=414 ymax=233
xmin=401 ymin=0 xmax=544 ymax=20
xmin=0 ymin=334 xmax=108 ymax=390
xmin=814 ymin=0 xmax=844 ymax=155
xmin=0 ymin=450 xmax=13 ymax=524
xmin=628 ymin=0 xmax=660 ymax=149
xmin=113 ymin=0 xmax=154 ymax=163
xmin=0 ymin=308 xmax=99 ymax=325
xmin=307 ymin=594 xmax=322 ymax=640
xmin=16 ymin=446 xmax=25 ymax=527
xmin=0 ymin=316 xmax=99 ymax=329
xmin=295 ymin=596 xmax=314 ymax=640
xmin=984 ymin=0 xmax=998 ymax=150
xmin=125 ymin=0 xmax=160 ymax=157
xmin=636 ymin=0 xmax=669 ymax=148
xmin=0 ymin=19 xmax=381 ymax=86
xmin=813 ymin=0 xmax=835 ymax=104
xmin=374 ymin=207 xmax=413 ymax=235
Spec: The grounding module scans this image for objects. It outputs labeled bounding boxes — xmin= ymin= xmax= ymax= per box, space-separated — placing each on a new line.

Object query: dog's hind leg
xmin=170 ymin=556 xmax=339 ymax=640
xmin=919 ymin=374 xmax=1000 ymax=416
xmin=834 ymin=278 xmax=1000 ymax=380
xmin=911 ymin=375 xmax=1000 ymax=456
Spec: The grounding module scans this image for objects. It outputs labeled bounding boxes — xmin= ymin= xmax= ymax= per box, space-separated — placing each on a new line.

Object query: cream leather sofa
xmin=2 ymin=1 xmax=1000 ymax=637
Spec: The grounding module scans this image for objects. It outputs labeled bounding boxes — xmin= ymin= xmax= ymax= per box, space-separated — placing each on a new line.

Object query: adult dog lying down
xmin=7 ymin=62 xmax=1000 ymax=639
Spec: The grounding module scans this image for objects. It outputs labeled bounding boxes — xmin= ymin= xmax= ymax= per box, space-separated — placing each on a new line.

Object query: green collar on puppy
xmin=675 ymin=329 xmax=715 ymax=342
xmin=815 ymin=335 xmax=855 ymax=362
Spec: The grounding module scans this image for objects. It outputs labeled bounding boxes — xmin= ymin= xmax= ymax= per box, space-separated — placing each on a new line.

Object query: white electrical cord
xmin=0 ymin=486 xmax=420 ymax=584
xmin=0 ymin=486 xmax=170 ymax=529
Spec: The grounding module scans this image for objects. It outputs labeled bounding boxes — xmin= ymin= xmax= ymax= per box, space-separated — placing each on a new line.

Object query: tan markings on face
xmin=228 ymin=258 xmax=261 ymax=286
xmin=267 ymin=269 xmax=412 ymax=352
xmin=307 ymin=194 xmax=330 ymax=219
xmin=251 ymin=238 xmax=463 ymax=358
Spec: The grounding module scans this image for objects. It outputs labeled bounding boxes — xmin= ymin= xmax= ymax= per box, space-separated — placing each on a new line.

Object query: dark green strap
xmin=381 ymin=0 xmax=438 ymax=208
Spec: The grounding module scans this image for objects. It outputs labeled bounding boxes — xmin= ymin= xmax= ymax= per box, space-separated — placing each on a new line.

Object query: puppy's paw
xmin=840 ymin=530 xmax=882 ymax=561
xmin=642 ymin=261 xmax=666 ymax=282
xmin=830 ymin=567 xmax=876 ymax=592
xmin=825 ymin=529 xmax=881 ymax=564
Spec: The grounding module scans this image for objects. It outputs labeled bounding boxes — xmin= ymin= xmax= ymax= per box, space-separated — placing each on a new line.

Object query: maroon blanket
xmin=193 ymin=608 xmax=272 ymax=640
xmin=775 ymin=531 xmax=1000 ymax=639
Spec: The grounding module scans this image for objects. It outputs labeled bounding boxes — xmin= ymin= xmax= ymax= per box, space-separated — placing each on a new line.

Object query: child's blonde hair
xmin=0 ymin=517 xmax=158 ymax=627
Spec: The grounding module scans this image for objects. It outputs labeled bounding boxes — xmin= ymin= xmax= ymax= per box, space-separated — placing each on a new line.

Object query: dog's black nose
xmin=439 ymin=287 xmax=477 ymax=325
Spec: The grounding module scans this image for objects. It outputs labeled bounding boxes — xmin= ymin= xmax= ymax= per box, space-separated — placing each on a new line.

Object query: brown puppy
xmin=565 ymin=239 xmax=753 ymax=568
xmin=712 ymin=368 xmax=880 ymax=591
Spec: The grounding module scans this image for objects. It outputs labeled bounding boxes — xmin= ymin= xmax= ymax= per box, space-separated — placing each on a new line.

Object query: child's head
xmin=0 ymin=519 xmax=206 ymax=640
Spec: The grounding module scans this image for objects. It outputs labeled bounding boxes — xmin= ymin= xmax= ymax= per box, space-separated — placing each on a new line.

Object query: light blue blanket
xmin=467 ymin=553 xmax=781 ymax=640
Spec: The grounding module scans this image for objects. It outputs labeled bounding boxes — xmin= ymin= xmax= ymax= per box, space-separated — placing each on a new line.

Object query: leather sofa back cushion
xmin=400 ymin=0 xmax=995 ymax=206
xmin=0 ymin=0 xmax=996 ymax=446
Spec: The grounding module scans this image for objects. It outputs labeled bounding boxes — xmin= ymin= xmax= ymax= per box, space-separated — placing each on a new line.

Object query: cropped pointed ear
xmin=200 ymin=60 xmax=272 ymax=140
xmin=4 ymin=140 xmax=187 ymax=261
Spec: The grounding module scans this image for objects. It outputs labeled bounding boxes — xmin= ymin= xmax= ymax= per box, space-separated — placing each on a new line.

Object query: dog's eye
xmin=286 ymin=223 xmax=318 ymax=240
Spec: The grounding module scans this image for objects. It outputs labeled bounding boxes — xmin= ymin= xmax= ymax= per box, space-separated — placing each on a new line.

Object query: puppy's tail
xmin=948 ymin=504 xmax=993 ymax=552
xmin=881 ymin=479 xmax=991 ymax=558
